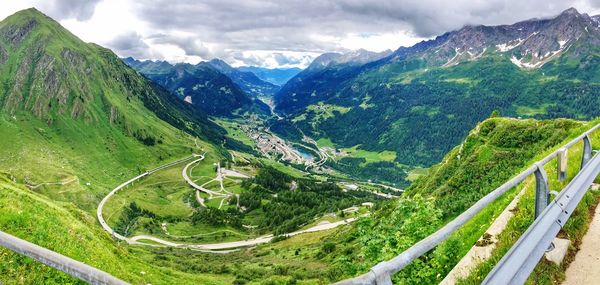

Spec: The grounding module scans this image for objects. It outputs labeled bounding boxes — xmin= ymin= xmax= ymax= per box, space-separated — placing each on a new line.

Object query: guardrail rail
xmin=0 ymin=230 xmax=128 ymax=285
xmin=336 ymin=123 xmax=600 ymax=285
xmin=0 ymin=155 xmax=200 ymax=284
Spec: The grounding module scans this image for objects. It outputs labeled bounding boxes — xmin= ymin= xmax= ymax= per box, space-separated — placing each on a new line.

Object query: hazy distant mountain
xmin=237 ymin=66 xmax=302 ymax=86
xmin=124 ymin=57 xmax=264 ymax=116
xmin=207 ymin=59 xmax=279 ymax=99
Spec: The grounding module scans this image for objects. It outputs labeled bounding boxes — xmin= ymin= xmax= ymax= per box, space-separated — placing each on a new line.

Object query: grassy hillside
xmin=0 ymin=174 xmax=232 ymax=284
xmin=0 ymin=8 xmax=232 ymax=212
xmin=320 ymin=118 xmax=596 ymax=284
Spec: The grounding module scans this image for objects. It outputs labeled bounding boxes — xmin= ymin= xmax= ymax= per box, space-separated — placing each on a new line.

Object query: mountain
xmin=0 ymin=8 xmax=238 ymax=282
xmin=207 ymin=58 xmax=280 ymax=99
xmin=274 ymin=8 xmax=600 ymax=173
xmin=0 ymin=9 xmax=224 ymax=142
xmin=124 ymin=57 xmax=262 ymax=116
xmin=237 ymin=66 xmax=302 ymax=86
xmin=275 ymin=49 xmax=392 ymax=113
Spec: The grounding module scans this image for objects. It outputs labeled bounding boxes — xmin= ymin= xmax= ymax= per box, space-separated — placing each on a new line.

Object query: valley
xmin=0 ymin=4 xmax=599 ymax=285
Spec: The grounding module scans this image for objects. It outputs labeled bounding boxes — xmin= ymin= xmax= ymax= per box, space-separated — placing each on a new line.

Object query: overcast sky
xmin=1 ymin=0 xmax=599 ymax=68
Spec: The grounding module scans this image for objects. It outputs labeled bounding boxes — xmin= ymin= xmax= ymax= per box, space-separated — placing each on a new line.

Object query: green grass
xmin=458 ymin=119 xmax=600 ymax=285
xmin=406 ymin=167 xmax=429 ymax=182
xmin=316 ymin=137 xmax=335 ymax=148
xmin=342 ymin=145 xmax=397 ymax=163
xmin=0 ymin=174 xmax=230 ymax=284
xmin=214 ymin=119 xmax=255 ymax=147
xmin=306 ymin=102 xmax=351 ymax=121
xmin=515 ymin=104 xmax=552 ymax=116
xmin=103 ymin=165 xmax=194 ymax=228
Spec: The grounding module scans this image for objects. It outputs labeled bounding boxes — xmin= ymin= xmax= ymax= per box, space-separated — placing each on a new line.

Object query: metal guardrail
xmin=0 ymin=231 xmax=128 ymax=285
xmin=0 ymin=155 xmax=198 ymax=284
xmin=483 ymin=142 xmax=600 ymax=284
xmin=336 ymin=123 xmax=600 ymax=285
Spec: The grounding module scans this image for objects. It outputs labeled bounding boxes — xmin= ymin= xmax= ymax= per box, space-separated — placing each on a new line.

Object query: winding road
xmin=97 ymin=153 xmax=360 ymax=252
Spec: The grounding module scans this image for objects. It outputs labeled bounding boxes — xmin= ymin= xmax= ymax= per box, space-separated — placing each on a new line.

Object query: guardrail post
xmin=534 ymin=163 xmax=550 ymax=220
xmin=557 ymin=148 xmax=567 ymax=182
xmin=581 ymin=135 xmax=592 ymax=169
xmin=371 ymin=263 xmax=392 ymax=285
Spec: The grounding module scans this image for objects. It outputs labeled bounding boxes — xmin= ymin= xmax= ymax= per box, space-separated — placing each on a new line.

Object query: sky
xmin=1 ymin=0 xmax=599 ymax=68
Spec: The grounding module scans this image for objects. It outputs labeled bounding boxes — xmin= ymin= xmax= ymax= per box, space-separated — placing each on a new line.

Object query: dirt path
xmin=563 ymin=202 xmax=600 ymax=285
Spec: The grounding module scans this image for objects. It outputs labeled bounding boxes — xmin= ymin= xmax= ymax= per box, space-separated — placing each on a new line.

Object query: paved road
xmin=98 ymin=153 xmax=361 ymax=252
xmin=563 ymin=196 xmax=600 ymax=285
xmin=131 ymin=217 xmax=358 ymax=250
xmin=181 ymin=154 xmax=224 ymax=197
xmin=97 ymin=155 xmax=197 ymax=242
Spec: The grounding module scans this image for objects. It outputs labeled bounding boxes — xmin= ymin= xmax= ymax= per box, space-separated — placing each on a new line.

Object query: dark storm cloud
xmin=40 ymin=0 xmax=102 ymax=21
xmin=122 ymin=0 xmax=600 ymax=65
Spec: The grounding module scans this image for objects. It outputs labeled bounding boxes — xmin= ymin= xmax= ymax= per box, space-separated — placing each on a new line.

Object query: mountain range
xmin=2 ymin=5 xmax=600 ymax=285
xmin=274 ymin=8 xmax=600 ymax=172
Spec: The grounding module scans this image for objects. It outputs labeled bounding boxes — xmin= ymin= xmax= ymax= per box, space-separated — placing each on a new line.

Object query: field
xmin=341 ymin=145 xmax=397 ymax=164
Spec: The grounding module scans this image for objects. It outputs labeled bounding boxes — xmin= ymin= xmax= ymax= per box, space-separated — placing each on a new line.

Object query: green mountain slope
xmin=0 ymin=8 xmax=234 ymax=211
xmin=274 ymin=8 xmax=600 ymax=173
xmin=323 ymin=117 xmax=594 ymax=284
xmin=0 ymin=8 xmax=241 ymax=283
xmin=0 ymin=174 xmax=229 ymax=284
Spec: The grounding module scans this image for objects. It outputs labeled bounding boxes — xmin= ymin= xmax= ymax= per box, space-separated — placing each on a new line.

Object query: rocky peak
xmin=207 ymin=58 xmax=234 ymax=72
xmin=424 ymin=7 xmax=599 ymax=69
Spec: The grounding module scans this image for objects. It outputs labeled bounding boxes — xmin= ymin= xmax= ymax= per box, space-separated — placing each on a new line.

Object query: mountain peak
xmin=560 ymin=7 xmax=580 ymax=16
xmin=207 ymin=58 xmax=233 ymax=72
xmin=2 ymin=7 xmax=54 ymax=26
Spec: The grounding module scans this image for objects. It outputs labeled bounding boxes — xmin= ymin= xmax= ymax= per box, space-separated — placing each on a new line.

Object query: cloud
xmin=107 ymin=32 xmax=151 ymax=59
xmin=125 ymin=0 xmax=600 ymax=67
xmin=38 ymin=0 xmax=102 ymax=21
xmin=3 ymin=0 xmax=600 ymax=67
xmin=147 ymin=34 xmax=212 ymax=58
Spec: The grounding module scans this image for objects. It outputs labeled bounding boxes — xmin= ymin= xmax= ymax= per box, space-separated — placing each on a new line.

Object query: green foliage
xmin=243 ymin=166 xmax=378 ymax=234
xmin=114 ymin=202 xmax=157 ymax=236
xmin=191 ymin=207 xmax=243 ymax=228
xmin=411 ymin=118 xmax=581 ymax=219
xmin=327 ymin=118 xmax=584 ymax=283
